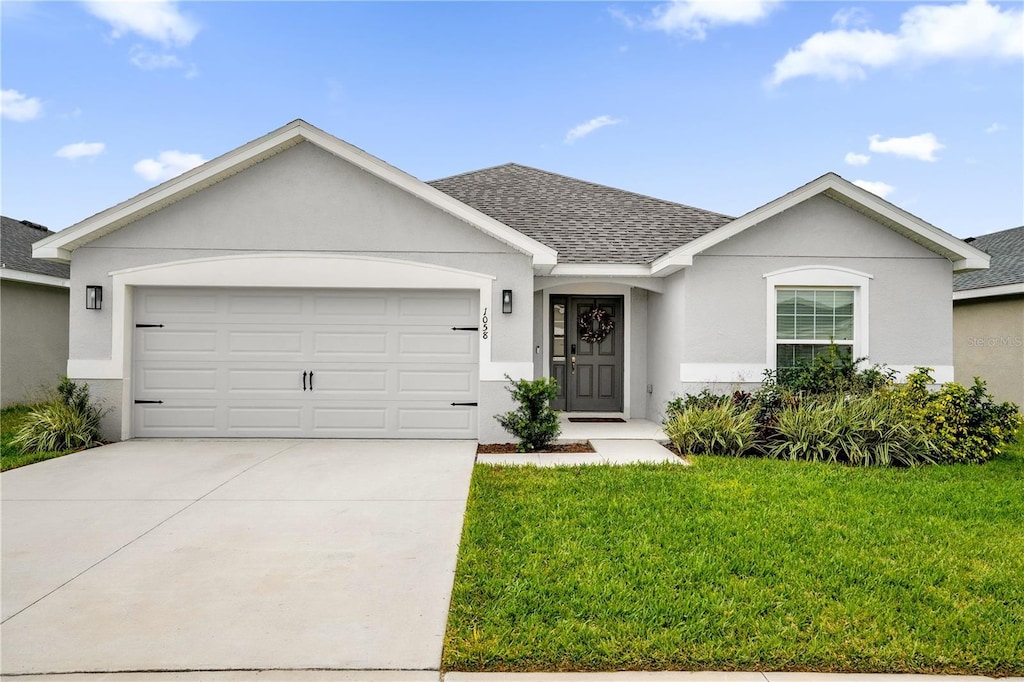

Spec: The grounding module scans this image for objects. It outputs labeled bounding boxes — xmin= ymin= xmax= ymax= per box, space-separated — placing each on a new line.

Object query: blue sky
xmin=2 ymin=0 xmax=1022 ymax=238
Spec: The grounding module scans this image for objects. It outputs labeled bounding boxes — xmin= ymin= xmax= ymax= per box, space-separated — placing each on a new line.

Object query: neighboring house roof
xmin=953 ymin=225 xmax=1024 ymax=300
xmin=32 ymin=120 xmax=557 ymax=269
xmin=427 ymin=163 xmax=733 ymax=265
xmin=0 ymin=216 xmax=70 ymax=285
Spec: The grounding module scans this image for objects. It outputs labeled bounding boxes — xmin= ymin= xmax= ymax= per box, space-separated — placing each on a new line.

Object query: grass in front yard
xmin=1 ymin=404 xmax=76 ymax=471
xmin=444 ymin=435 xmax=1024 ymax=674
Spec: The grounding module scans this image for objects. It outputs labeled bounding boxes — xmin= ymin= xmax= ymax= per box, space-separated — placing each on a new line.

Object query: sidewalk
xmin=4 ymin=670 xmax=1019 ymax=681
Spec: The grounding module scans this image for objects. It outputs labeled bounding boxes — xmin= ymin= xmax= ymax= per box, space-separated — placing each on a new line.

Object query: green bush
xmin=897 ymin=369 xmax=1022 ymax=464
xmin=766 ymin=393 xmax=935 ymax=467
xmin=769 ymin=344 xmax=896 ymax=397
xmin=495 ymin=375 xmax=561 ymax=452
xmin=12 ymin=378 xmax=104 ymax=454
xmin=665 ymin=402 xmax=758 ymax=456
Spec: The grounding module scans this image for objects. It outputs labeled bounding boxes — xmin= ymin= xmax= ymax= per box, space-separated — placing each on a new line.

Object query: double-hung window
xmin=775 ymin=289 xmax=854 ymax=369
xmin=764 ymin=266 xmax=871 ymax=372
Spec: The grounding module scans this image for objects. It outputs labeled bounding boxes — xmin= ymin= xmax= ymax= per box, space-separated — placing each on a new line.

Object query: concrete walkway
xmin=1 ymin=439 xmax=476 ymax=676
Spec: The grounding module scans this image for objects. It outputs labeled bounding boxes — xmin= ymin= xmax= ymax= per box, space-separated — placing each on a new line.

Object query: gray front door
xmin=550 ymin=296 xmax=623 ymax=412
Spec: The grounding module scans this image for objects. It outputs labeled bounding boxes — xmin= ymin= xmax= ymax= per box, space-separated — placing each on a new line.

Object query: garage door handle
xmin=451 ymin=402 xmax=478 ymax=407
xmin=308 ymin=371 xmax=314 ymax=391
xmin=134 ymin=400 xmax=163 ymax=404
xmin=302 ymin=371 xmax=307 ymax=391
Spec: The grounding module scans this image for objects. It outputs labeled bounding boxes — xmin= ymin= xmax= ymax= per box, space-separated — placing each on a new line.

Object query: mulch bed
xmin=477 ymin=442 xmax=595 ymax=454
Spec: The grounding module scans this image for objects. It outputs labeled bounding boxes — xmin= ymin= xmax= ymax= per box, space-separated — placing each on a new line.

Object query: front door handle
xmin=571 ymin=356 xmax=576 ymax=374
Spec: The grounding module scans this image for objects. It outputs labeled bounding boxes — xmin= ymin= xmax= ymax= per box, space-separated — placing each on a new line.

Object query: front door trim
xmin=541 ymin=283 xmax=632 ymax=416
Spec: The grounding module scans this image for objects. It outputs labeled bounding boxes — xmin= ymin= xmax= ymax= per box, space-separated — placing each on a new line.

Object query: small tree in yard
xmin=495 ymin=375 xmax=561 ymax=452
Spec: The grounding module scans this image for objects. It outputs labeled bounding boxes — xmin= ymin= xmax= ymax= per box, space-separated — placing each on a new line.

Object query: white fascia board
xmin=33 ymin=119 xmax=558 ymax=268
xmin=0 ymin=269 xmax=70 ymax=288
xmin=547 ymin=263 xmax=653 ymax=277
xmin=953 ymin=283 xmax=1024 ymax=301
xmin=649 ymin=173 xmax=991 ymax=275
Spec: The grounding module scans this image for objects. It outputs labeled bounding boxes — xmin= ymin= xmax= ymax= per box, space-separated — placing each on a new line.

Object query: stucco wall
xmin=647 ymin=194 xmax=954 ymax=420
xmin=1 ymin=280 xmax=70 ymax=406
xmin=68 ymin=141 xmax=533 ymax=442
xmin=953 ymin=295 xmax=1024 ymax=408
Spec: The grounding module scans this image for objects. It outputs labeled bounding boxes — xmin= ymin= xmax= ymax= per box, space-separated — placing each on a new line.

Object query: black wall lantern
xmin=502 ymin=289 xmax=513 ymax=314
xmin=86 ymin=285 xmax=103 ymax=310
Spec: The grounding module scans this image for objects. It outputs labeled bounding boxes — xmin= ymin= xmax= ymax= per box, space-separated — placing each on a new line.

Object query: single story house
xmin=1 ymin=216 xmax=71 ymax=406
xmin=953 ymin=225 xmax=1023 ymax=408
xmin=33 ymin=120 xmax=989 ymax=442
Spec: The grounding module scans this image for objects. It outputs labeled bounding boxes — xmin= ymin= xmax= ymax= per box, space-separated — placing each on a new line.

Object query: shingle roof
xmin=953 ymin=225 xmax=1024 ymax=291
xmin=1 ymin=216 xmax=70 ymax=279
xmin=428 ymin=163 xmax=734 ymax=264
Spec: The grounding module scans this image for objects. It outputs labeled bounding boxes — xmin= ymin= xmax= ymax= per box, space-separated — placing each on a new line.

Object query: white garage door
xmin=133 ymin=288 xmax=479 ymax=438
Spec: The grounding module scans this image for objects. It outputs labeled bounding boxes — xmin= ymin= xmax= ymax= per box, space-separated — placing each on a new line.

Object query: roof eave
xmin=953 ymin=282 xmax=1024 ymax=300
xmin=649 ymin=173 xmax=991 ymax=275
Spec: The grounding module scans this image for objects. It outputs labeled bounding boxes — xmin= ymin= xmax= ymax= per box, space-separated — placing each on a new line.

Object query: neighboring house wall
xmin=953 ymin=295 xmax=1024 ymax=408
xmin=1 ymin=280 xmax=70 ymax=406
xmin=67 ymin=141 xmax=533 ymax=442
xmin=646 ymin=195 xmax=953 ymax=420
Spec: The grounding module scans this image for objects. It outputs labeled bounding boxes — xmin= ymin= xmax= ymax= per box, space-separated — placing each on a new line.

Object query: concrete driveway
xmin=1 ymin=439 xmax=476 ymax=676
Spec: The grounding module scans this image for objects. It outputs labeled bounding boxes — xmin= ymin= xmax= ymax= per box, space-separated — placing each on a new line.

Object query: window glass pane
xmin=814 ymin=290 xmax=836 ymax=313
xmin=553 ymin=338 xmax=565 ymax=357
xmin=777 ymin=290 xmax=796 ymax=315
xmin=777 ymin=343 xmax=853 ymax=369
xmin=553 ymin=304 xmax=565 ymax=337
xmin=795 ymin=291 xmax=815 ymax=315
xmin=794 ymin=315 xmax=815 ymax=338
xmin=834 ymin=315 xmax=853 ymax=340
xmin=814 ymin=313 xmax=836 ymax=340
xmin=777 ymin=314 xmax=795 ymax=339
xmin=835 ymin=291 xmax=854 ymax=315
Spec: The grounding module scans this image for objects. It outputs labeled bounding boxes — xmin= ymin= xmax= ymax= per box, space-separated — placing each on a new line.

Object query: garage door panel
xmin=227 ymin=407 xmax=303 ymax=432
xmin=138 ymin=368 xmax=218 ymax=393
xmin=133 ymin=288 xmax=479 ymax=439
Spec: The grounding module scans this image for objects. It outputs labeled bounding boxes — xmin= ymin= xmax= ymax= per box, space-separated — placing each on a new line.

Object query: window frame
xmin=763 ymin=266 xmax=872 ymax=371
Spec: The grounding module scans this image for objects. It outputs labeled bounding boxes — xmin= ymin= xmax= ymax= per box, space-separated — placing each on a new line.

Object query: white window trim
xmin=764 ymin=266 xmax=872 ymax=370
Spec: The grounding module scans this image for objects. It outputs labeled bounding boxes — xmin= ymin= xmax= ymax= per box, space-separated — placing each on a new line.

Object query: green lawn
xmin=444 ymin=436 xmax=1024 ymax=674
xmin=1 ymin=404 xmax=77 ymax=471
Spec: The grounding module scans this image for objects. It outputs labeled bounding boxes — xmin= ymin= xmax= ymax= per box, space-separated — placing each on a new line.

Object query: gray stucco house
xmin=32 ymin=120 xmax=989 ymax=442
xmin=2 ymin=216 xmax=71 ymax=406
xmin=953 ymin=226 xmax=1024 ymax=408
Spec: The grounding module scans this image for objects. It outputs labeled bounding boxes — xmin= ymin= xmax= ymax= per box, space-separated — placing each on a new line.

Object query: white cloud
xmin=55 ymin=141 xmax=106 ymax=159
xmin=869 ymin=133 xmax=945 ymax=161
xmin=565 ymin=115 xmax=622 ymax=144
xmin=1 ymin=89 xmax=42 ymax=121
xmin=853 ymin=179 xmax=896 ymax=198
xmin=133 ymin=150 xmax=206 ymax=182
xmin=769 ymin=0 xmax=1023 ymax=86
xmin=83 ymin=0 xmax=199 ymax=47
xmin=844 ymin=152 xmax=871 ymax=166
xmin=624 ymin=0 xmax=779 ymax=40
xmin=985 ymin=122 xmax=1005 ymax=133
xmin=129 ymin=45 xmax=184 ymax=70
xmin=832 ymin=7 xmax=871 ymax=30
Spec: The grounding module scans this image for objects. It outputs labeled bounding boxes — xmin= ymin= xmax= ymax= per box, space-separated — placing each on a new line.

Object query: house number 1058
xmin=481 ymin=308 xmax=489 ymax=339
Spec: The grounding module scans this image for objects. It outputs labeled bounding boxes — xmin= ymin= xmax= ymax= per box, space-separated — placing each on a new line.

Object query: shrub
xmin=897 ymin=369 xmax=1022 ymax=464
xmin=769 ymin=344 xmax=896 ymax=397
xmin=665 ymin=389 xmax=730 ymax=420
xmin=12 ymin=378 xmax=104 ymax=453
xmin=766 ymin=393 xmax=935 ymax=467
xmin=665 ymin=402 xmax=758 ymax=456
xmin=495 ymin=375 xmax=561 ymax=452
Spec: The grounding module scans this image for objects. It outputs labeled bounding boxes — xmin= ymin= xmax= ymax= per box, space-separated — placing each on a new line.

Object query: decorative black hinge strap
xmin=451 ymin=402 xmax=478 ymax=407
xmin=135 ymin=324 xmax=165 ymax=328
xmin=134 ymin=400 xmax=163 ymax=404
xmin=451 ymin=327 xmax=479 ymax=331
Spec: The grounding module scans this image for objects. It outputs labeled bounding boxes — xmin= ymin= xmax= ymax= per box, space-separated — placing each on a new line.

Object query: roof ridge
xmin=966 ymin=225 xmax=1024 ymax=241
